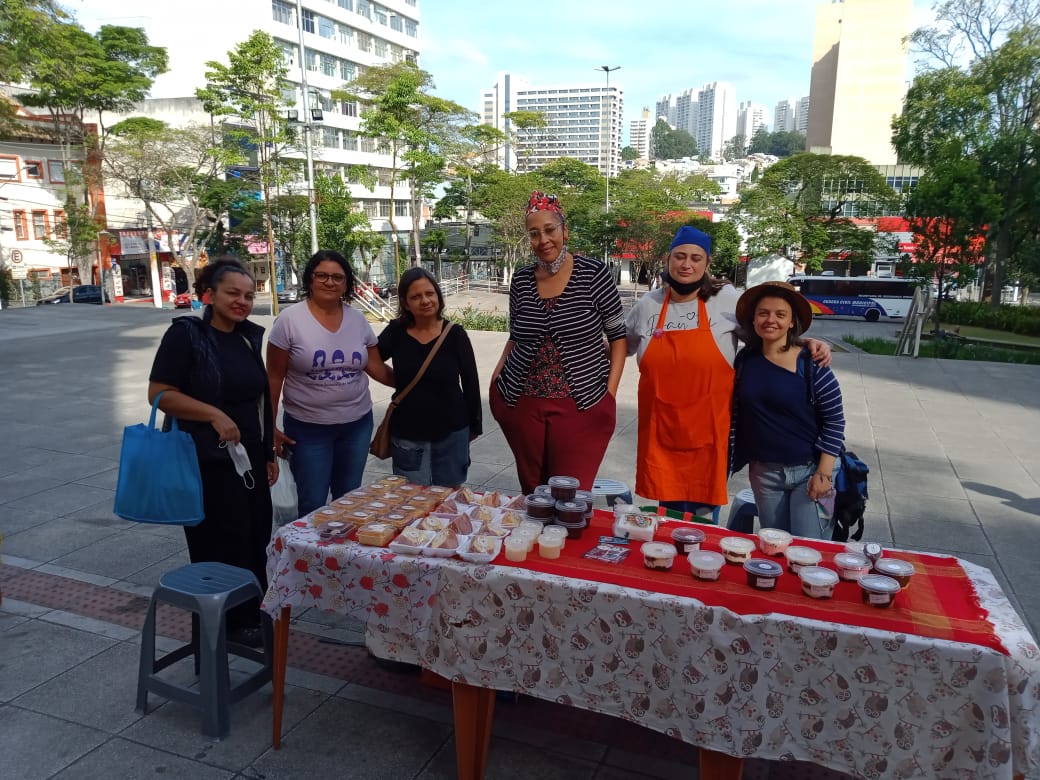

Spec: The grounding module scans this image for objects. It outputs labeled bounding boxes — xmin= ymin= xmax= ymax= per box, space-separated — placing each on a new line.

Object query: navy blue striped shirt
xmin=496 ymin=255 xmax=626 ymax=411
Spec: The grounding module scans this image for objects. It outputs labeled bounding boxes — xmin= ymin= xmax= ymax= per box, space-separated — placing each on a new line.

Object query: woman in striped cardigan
xmin=490 ymin=192 xmax=626 ymax=494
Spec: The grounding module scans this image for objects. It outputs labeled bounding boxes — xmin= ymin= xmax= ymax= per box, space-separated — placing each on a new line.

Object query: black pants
xmin=183 ymin=442 xmax=272 ymax=629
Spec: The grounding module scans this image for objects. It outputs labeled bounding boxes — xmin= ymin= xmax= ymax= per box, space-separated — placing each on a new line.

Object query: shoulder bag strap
xmin=389 ymin=321 xmax=454 ymax=408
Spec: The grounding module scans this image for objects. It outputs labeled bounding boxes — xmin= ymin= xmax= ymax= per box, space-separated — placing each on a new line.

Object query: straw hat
xmin=735 ymin=281 xmax=813 ymax=336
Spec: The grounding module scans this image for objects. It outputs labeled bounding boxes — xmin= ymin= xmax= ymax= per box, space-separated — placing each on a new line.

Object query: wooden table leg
xmin=451 ymin=681 xmax=495 ymax=780
xmin=271 ymin=606 xmax=291 ymax=750
xmin=699 ymin=748 xmax=744 ymax=779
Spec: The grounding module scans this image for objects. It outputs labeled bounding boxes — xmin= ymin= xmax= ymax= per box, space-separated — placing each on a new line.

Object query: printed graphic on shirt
xmin=638 ymin=305 xmax=702 ymax=334
xmin=306 ymin=348 xmax=366 ymax=382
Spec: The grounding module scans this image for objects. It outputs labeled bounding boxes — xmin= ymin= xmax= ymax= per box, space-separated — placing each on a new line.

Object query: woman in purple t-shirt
xmin=267 ymin=250 xmax=394 ymax=515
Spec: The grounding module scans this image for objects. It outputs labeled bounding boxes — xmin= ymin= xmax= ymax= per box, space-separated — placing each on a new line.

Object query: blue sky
xmin=71 ymin=0 xmax=936 ymax=144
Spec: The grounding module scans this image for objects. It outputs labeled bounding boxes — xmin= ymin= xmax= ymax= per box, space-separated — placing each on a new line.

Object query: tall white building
xmin=736 ymin=101 xmax=768 ymax=143
xmin=480 ymin=72 xmax=624 ymax=177
xmin=673 ymin=89 xmax=699 ymax=137
xmin=774 ymin=98 xmax=797 ymax=133
xmin=654 ymin=95 xmax=676 ymax=127
xmin=629 ymin=107 xmax=652 ymax=160
xmin=695 ymin=82 xmax=736 ymax=161
xmin=796 ymin=96 xmax=811 ymax=133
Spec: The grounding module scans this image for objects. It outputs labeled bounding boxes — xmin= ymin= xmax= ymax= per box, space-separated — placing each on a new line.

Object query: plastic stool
xmin=591 ymin=478 xmax=633 ymax=507
xmin=727 ymin=489 xmax=758 ymax=534
xmin=136 ymin=562 xmax=273 ymax=739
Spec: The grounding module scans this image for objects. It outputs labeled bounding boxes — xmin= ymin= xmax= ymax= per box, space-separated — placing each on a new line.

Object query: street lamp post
xmin=295 ymin=0 xmax=320 ymax=257
xmin=140 ymin=180 xmax=163 ymax=309
xmin=596 ymin=65 xmax=620 ymax=269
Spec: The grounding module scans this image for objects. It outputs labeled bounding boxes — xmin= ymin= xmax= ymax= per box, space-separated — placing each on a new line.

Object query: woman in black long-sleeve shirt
xmin=377 ymin=268 xmax=481 ymax=486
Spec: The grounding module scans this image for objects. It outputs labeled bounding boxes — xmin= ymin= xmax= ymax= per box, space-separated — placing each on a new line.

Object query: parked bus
xmin=787 ymin=276 xmax=919 ymax=321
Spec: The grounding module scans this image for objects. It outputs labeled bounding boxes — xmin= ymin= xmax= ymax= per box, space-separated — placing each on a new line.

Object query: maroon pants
xmin=491 ymin=384 xmax=616 ymax=495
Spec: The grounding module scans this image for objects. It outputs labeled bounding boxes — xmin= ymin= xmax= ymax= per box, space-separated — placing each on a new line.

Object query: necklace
xmin=535 ymin=245 xmax=568 ymax=275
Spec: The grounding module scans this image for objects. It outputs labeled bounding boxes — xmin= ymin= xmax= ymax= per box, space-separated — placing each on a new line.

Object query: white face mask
xmin=221 ymin=441 xmax=255 ymax=489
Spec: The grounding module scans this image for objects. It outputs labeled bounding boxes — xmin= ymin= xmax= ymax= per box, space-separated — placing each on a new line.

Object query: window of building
xmin=360 ymin=136 xmax=376 ymax=153
xmin=48 ymin=160 xmax=64 ymax=183
xmin=338 ymin=0 xmax=353 ymax=9
xmin=374 ymin=5 xmax=387 ymax=25
xmin=374 ymin=38 xmax=387 ymax=57
xmin=405 ymin=0 xmax=416 ymax=5
xmin=277 ymin=42 xmax=298 ymax=67
xmin=379 ymin=200 xmax=391 ymax=217
xmin=339 ymin=24 xmax=355 ymax=46
xmin=321 ymin=53 xmax=336 ymax=76
xmin=357 ymin=0 xmax=371 ymax=19
xmin=340 ymin=60 xmax=356 ymax=81
xmin=394 ymin=200 xmax=408 ymax=217
xmin=24 ymin=160 xmax=44 ymax=178
xmin=305 ymin=50 xmax=319 ymax=71
xmin=32 ymin=210 xmax=49 ymax=240
xmin=302 ymin=8 xmax=315 ymax=33
xmin=319 ymin=15 xmax=335 ymax=38
xmin=272 ymin=0 xmax=293 ymax=25
xmin=377 ymin=169 xmax=391 ymax=186
xmin=405 ymin=19 xmax=417 ymax=37
xmin=323 ymin=127 xmax=339 ymax=148
xmin=357 ymin=32 xmax=372 ymax=52
xmin=0 ymin=156 xmax=19 ymax=179
xmin=342 ymin=100 xmax=358 ymax=117
xmin=363 ymin=200 xmax=378 ymax=217
xmin=52 ymin=210 xmax=67 ymax=238
xmin=343 ymin=130 xmax=358 ymax=150
xmin=390 ymin=14 xmax=402 ymax=32
xmin=12 ymin=210 xmax=28 ymax=240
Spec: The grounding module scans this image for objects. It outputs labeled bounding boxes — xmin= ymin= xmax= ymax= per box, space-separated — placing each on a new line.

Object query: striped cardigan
xmin=496 ymin=255 xmax=626 ymax=411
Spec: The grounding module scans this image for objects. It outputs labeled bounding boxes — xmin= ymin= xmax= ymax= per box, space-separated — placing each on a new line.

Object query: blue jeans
xmin=391 ymin=425 xmax=471 ymax=487
xmin=749 ymin=459 xmax=839 ymax=540
xmin=284 ymin=410 xmax=373 ymax=516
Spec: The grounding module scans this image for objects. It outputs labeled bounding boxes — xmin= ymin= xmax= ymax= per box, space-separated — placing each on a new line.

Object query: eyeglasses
xmin=313 ymin=271 xmax=347 ymax=284
xmin=527 ymin=225 xmax=561 ymax=240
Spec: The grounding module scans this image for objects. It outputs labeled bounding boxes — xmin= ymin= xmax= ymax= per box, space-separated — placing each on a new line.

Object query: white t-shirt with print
xmin=625 ymin=285 xmax=742 ymax=367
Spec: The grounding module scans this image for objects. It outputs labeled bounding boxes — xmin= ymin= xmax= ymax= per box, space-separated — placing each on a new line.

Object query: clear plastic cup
xmin=540 ymin=525 xmax=568 ymax=549
xmin=504 ymin=536 xmax=528 ymax=562
xmin=537 ymin=533 xmax=563 ymax=559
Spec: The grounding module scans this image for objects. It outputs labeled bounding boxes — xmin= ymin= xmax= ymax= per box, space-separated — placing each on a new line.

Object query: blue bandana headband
xmin=670 ymin=226 xmax=712 ymax=255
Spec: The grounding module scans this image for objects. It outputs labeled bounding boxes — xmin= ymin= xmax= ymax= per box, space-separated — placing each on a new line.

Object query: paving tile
xmin=121 ymin=549 xmax=193 ymax=588
xmin=14 ymin=454 xmax=115 ymax=483
xmin=0 ymin=619 xmax=117 ymax=702
xmin=3 ymin=482 xmax=116 ymax=517
xmin=253 ymin=695 xmax=451 ymax=778
xmin=33 ymin=563 xmax=118 ymax=588
xmin=51 ymin=737 xmax=234 ymax=780
xmin=885 ymin=495 xmax=979 ymax=525
xmin=889 ymin=517 xmax=993 ymax=556
xmin=601 ymin=747 xmax=698 ymax=780
xmin=339 ymin=681 xmax=454 ymax=727
xmin=0 ymin=706 xmax=109 ymax=780
xmin=1 ymin=517 xmax=125 ymax=563
xmin=0 ymin=472 xmax=66 ymax=503
xmin=419 ymin=734 xmax=598 ymax=780
xmin=50 ymin=529 xmax=186 ymax=580
xmin=0 ymin=506 xmax=57 ymax=535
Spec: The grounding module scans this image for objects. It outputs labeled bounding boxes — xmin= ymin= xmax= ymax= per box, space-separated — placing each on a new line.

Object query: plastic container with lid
xmin=553 ymin=516 xmax=588 ymax=540
xmin=613 ymin=511 xmax=657 ymax=542
xmin=524 ymin=494 xmax=556 ymax=521
xmin=537 ymin=533 xmax=563 ymax=559
xmin=671 ymin=525 xmax=706 ymax=554
xmin=574 ymin=489 xmax=595 ymax=520
xmin=540 ymin=525 xmax=568 ymax=549
xmin=785 ymin=545 xmax=822 ymax=574
xmin=843 ymin=541 xmax=865 ymax=555
xmin=757 ymin=528 xmax=793 ymax=556
xmin=688 ymin=550 xmax=726 ymax=581
xmin=873 ymin=558 xmax=916 ymax=589
xmin=534 ymin=484 xmax=553 ymax=497
xmin=720 ymin=536 xmax=756 ymax=564
xmin=555 ymin=500 xmax=587 ymax=525
xmin=860 ymin=574 xmax=901 ymax=607
xmin=834 ymin=552 xmax=872 ymax=582
xmin=504 ymin=535 xmax=528 ymax=562
xmin=744 ymin=559 xmax=784 ymax=590
xmin=799 ymin=566 xmax=839 ymax=599
xmin=641 ymin=542 xmax=678 ymax=571
xmin=547 ymin=475 xmax=580 ymax=502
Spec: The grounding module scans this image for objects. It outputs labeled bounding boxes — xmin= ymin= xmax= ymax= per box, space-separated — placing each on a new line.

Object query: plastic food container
xmin=534 ymin=484 xmax=553 ymax=497
xmin=554 ymin=517 xmax=587 ymax=540
xmin=785 ymin=545 xmax=822 ymax=574
xmin=356 ymin=522 xmax=396 ymax=547
xmin=389 ymin=527 xmax=435 ymax=554
xmin=613 ymin=511 xmax=657 ymax=542
xmin=758 ymin=528 xmax=793 ymax=556
xmin=574 ymin=490 xmax=595 ymax=520
xmin=844 ymin=541 xmax=866 ymax=555
xmin=720 ymin=536 xmax=756 ymax=564
xmin=834 ymin=552 xmax=872 ymax=582
xmin=547 ymin=475 xmax=580 ymax=502
xmin=504 ymin=535 xmax=528 ymax=562
xmin=744 ymin=559 xmax=783 ymax=590
xmin=512 ymin=527 xmax=540 ymax=552
xmin=688 ymin=550 xmax=726 ymax=581
xmin=860 ymin=574 xmax=901 ymax=607
xmin=537 ymin=533 xmax=563 ymax=559
xmin=457 ymin=534 xmax=502 ymax=564
xmin=799 ymin=566 xmax=839 ymax=599
xmin=524 ymin=494 xmax=556 ymax=521
xmin=312 ymin=507 xmax=343 ymax=526
xmin=641 ymin=542 xmax=677 ymax=571
xmin=540 ymin=525 xmax=568 ymax=549
xmin=874 ymin=558 xmax=916 ymax=589
xmin=671 ymin=525 xmax=706 ymax=554
xmin=555 ymin=500 xmax=586 ymax=525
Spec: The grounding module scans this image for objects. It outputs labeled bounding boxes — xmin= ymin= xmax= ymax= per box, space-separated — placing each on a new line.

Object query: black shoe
xmin=227 ymin=625 xmax=265 ymax=648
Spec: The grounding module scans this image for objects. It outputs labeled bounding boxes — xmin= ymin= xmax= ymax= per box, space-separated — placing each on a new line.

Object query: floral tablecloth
xmin=263 ymin=521 xmax=1040 ymax=780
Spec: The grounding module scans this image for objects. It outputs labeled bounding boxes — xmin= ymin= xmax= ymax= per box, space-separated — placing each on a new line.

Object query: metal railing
xmin=354 ymin=285 xmax=395 ymax=321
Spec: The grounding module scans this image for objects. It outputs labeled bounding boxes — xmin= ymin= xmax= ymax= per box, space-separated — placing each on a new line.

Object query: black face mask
xmin=662 ymin=271 xmax=704 ymax=296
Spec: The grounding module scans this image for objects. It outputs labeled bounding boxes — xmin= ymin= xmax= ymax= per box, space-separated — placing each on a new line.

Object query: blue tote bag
xmin=113 ymin=392 xmax=205 ymax=525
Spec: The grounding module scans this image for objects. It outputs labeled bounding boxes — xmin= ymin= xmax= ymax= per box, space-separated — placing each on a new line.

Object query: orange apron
xmin=636 ymin=290 xmax=734 ymax=505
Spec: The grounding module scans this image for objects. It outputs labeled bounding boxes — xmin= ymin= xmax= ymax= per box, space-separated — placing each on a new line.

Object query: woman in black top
xmin=377 ymin=268 xmax=481 ymax=487
xmin=148 ymin=258 xmax=276 ymax=647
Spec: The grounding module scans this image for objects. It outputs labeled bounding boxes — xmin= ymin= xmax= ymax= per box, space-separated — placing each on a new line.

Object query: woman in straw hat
xmin=731 ymin=281 xmax=845 ymax=539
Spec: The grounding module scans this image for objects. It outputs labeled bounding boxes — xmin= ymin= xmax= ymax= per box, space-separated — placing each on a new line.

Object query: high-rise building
xmin=695 ymin=82 xmax=736 ymax=160
xmin=806 ymin=0 xmax=913 ymax=164
xmin=673 ymin=89 xmax=699 ymax=137
xmin=654 ymin=95 xmax=676 ymax=127
xmin=629 ymin=107 xmax=652 ymax=160
xmin=796 ymin=96 xmax=811 ymax=133
xmin=481 ymin=72 xmax=624 ymax=177
xmin=736 ymin=101 xmax=768 ymax=144
xmin=774 ymin=98 xmax=797 ymax=133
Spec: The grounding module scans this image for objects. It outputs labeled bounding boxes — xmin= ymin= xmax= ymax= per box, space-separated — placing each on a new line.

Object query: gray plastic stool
xmin=136 ymin=562 xmax=273 ymax=739
xmin=591 ymin=478 xmax=633 ymax=507
xmin=727 ymin=488 xmax=758 ymax=534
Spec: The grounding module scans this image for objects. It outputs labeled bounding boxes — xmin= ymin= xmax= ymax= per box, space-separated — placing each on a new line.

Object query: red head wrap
xmin=526 ymin=191 xmax=564 ymax=218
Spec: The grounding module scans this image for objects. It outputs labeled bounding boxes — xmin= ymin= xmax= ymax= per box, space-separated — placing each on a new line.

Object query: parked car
xmin=356 ymin=281 xmax=391 ymax=300
xmin=174 ymin=292 xmax=194 ymax=309
xmin=36 ymin=285 xmax=108 ymax=305
xmin=277 ymin=287 xmax=299 ymax=304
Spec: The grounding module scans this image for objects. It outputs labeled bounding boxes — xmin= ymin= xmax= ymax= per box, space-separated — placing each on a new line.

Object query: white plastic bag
xmin=271 ymin=457 xmax=299 ymax=526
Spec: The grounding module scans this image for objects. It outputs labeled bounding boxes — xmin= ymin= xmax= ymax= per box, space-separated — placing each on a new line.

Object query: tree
xmin=893 ymin=4 xmax=1040 ymax=305
xmin=313 ymin=172 xmax=377 ymax=268
xmin=749 ymin=127 xmax=806 ymax=157
xmin=105 ymin=119 xmax=244 ymax=291
xmin=0 ymin=0 xmax=66 ymax=131
xmin=197 ymin=31 xmax=292 ymax=312
xmin=651 ymin=119 xmax=698 ymax=160
xmin=470 ymin=168 xmax=539 ymax=286
xmin=734 ymin=153 xmax=900 ymax=271
xmin=621 ymin=145 xmax=638 ymax=161
xmin=441 ymin=123 xmax=507 ymax=274
xmin=723 ymin=134 xmax=747 ymax=160
xmin=503 ymin=110 xmax=548 ymax=173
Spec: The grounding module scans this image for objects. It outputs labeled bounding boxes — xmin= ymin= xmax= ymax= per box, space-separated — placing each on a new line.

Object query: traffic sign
xmin=11 ymin=266 xmax=28 ymax=280
xmin=10 ymin=249 xmax=23 ymax=264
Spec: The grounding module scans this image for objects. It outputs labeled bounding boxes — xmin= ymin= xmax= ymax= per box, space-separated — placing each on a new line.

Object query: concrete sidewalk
xmin=2 ymin=300 xmax=1039 ymax=779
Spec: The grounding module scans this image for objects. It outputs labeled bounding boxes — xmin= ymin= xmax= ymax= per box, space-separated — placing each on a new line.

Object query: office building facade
xmin=629 ymin=107 xmax=652 ymax=160
xmin=696 ymin=82 xmax=736 ymax=161
xmin=736 ymin=101 xmax=768 ymax=144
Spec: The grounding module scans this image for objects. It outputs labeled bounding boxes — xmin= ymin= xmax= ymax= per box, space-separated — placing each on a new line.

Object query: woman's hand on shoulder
xmin=805 ymin=338 xmax=832 ymax=368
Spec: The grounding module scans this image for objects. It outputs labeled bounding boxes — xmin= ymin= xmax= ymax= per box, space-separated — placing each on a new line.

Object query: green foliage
xmin=749 ymin=128 xmax=807 ymax=157
xmin=314 ymin=172 xmax=376 ymax=264
xmin=446 ymin=305 xmax=508 ymax=332
xmin=938 ymin=301 xmax=1040 ymax=336
xmin=621 ymin=145 xmax=638 ymax=161
xmin=846 ymin=333 xmax=1040 ymax=364
xmin=651 ymin=119 xmax=698 ymax=160
xmin=503 ymin=110 xmax=548 ymax=173
xmin=0 ymin=267 xmax=12 ymax=305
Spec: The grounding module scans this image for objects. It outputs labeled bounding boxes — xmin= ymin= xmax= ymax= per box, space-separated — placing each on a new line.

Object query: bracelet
xmin=814 ymin=472 xmax=832 ymax=482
